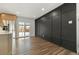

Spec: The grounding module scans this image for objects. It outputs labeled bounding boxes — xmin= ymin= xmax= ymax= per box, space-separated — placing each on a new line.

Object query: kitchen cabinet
xmin=0 ymin=13 xmax=16 ymax=26
xmin=0 ymin=14 xmax=4 ymax=26
xmin=42 ymin=14 xmax=51 ymax=41
xmin=0 ymin=33 xmax=12 ymax=55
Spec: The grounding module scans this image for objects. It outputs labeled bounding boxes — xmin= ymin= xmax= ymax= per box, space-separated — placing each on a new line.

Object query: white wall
xmin=16 ymin=16 xmax=35 ymax=36
xmin=76 ymin=4 xmax=79 ymax=54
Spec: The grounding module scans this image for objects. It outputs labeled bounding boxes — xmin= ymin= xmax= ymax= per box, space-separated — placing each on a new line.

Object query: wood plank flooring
xmin=12 ymin=37 xmax=77 ymax=55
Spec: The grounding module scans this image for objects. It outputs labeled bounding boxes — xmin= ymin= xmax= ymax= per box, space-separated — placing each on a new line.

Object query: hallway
xmin=12 ymin=37 xmax=76 ymax=55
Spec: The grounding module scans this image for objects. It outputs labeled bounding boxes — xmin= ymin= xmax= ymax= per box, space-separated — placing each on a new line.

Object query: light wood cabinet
xmin=0 ymin=14 xmax=3 ymax=26
xmin=0 ymin=13 xmax=16 ymax=26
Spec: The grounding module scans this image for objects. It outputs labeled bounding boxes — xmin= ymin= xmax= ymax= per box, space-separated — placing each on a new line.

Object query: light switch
xmin=68 ymin=20 xmax=72 ymax=24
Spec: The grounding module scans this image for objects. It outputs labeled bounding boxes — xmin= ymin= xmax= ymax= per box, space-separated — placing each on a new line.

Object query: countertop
xmin=0 ymin=31 xmax=12 ymax=34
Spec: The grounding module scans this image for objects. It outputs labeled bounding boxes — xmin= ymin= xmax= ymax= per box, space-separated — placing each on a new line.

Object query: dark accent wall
xmin=35 ymin=3 xmax=76 ymax=52
xmin=61 ymin=3 xmax=76 ymax=51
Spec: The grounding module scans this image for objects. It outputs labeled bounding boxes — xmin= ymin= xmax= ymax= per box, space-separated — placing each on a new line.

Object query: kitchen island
xmin=0 ymin=31 xmax=12 ymax=55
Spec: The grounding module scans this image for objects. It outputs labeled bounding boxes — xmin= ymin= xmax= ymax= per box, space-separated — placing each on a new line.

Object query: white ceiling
xmin=0 ymin=3 xmax=63 ymax=19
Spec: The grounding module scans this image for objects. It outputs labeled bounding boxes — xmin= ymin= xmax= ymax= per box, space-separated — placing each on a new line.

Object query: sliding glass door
xmin=19 ymin=22 xmax=25 ymax=38
xmin=18 ymin=22 xmax=30 ymax=38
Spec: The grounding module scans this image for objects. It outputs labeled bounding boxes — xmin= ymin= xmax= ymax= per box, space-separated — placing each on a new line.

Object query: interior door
xmin=44 ymin=14 xmax=51 ymax=41
xmin=51 ymin=7 xmax=62 ymax=44
xmin=35 ymin=20 xmax=40 ymax=36
xmin=61 ymin=3 xmax=76 ymax=52
xmin=39 ymin=17 xmax=47 ymax=38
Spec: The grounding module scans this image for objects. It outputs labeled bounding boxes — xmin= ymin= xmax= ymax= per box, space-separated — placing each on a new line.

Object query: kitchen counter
xmin=0 ymin=31 xmax=12 ymax=55
xmin=0 ymin=31 xmax=12 ymax=34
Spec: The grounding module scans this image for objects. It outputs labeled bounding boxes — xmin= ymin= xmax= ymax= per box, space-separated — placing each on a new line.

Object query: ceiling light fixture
xmin=16 ymin=12 xmax=20 ymax=15
xmin=41 ymin=8 xmax=45 ymax=11
xmin=33 ymin=16 xmax=36 ymax=18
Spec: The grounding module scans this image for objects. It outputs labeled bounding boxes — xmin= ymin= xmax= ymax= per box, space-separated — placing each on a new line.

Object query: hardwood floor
xmin=12 ymin=37 xmax=77 ymax=55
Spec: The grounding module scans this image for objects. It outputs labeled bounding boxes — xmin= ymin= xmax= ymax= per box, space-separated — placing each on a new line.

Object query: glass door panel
xmin=19 ymin=25 xmax=24 ymax=38
xmin=25 ymin=25 xmax=30 ymax=37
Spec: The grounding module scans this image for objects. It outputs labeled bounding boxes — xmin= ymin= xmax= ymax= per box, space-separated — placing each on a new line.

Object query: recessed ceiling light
xmin=33 ymin=16 xmax=36 ymax=17
xmin=16 ymin=12 xmax=20 ymax=15
xmin=41 ymin=8 xmax=45 ymax=11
